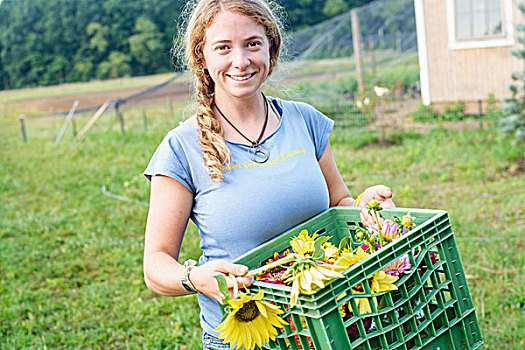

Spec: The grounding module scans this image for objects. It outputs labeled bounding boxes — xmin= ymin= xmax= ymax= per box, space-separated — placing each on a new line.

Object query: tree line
xmin=0 ymin=0 xmax=372 ymax=90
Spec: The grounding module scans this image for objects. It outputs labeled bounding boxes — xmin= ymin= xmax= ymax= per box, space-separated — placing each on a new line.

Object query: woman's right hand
xmin=189 ymin=260 xmax=254 ymax=303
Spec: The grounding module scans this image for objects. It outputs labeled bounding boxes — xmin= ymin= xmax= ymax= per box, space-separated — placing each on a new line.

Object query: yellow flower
xmin=286 ymin=262 xmax=343 ymax=307
xmin=351 ymin=270 xmax=398 ymax=315
xmin=322 ymin=242 xmax=339 ymax=263
xmin=215 ymin=290 xmax=288 ymax=350
xmin=335 ymin=249 xmax=370 ymax=270
xmin=290 ymin=229 xmax=318 ymax=256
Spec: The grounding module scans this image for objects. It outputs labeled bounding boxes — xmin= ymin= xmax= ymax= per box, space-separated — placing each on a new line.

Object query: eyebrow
xmin=210 ymin=35 xmax=265 ymax=46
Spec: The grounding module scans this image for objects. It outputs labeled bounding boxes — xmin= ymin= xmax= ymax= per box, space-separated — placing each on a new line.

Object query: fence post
xmin=351 ymin=9 xmax=365 ymax=94
xmin=115 ymin=104 xmax=125 ymax=134
xmin=55 ymin=100 xmax=79 ymax=146
xmin=143 ymin=111 xmax=148 ymax=133
xmin=72 ymin=116 xmax=77 ymax=137
xmin=368 ymin=35 xmax=376 ymax=75
xmin=478 ymin=95 xmax=483 ymax=130
xmin=19 ymin=115 xmax=27 ymax=142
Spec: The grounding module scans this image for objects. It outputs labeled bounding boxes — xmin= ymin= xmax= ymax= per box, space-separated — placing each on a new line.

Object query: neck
xmin=213 ymin=91 xmax=266 ymax=124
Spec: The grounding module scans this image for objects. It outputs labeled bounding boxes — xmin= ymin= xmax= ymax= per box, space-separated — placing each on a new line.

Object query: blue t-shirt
xmin=144 ymin=98 xmax=334 ymax=337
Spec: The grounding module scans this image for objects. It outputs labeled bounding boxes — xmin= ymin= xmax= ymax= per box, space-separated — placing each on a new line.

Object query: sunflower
xmin=215 ymin=290 xmax=288 ymax=350
xmin=289 ymin=229 xmax=318 ymax=256
xmin=351 ymin=270 xmax=398 ymax=315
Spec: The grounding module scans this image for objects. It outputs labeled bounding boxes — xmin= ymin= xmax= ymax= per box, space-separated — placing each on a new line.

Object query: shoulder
xmin=183 ymin=115 xmax=199 ymax=129
xmin=155 ymin=120 xmax=199 ymax=156
xmin=278 ymin=99 xmax=325 ymax=123
xmin=278 ymin=98 xmax=318 ymax=114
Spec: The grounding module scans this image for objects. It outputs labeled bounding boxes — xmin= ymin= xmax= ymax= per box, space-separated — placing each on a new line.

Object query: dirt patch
xmin=11 ymin=81 xmax=193 ymax=117
xmin=505 ymin=157 xmax=525 ymax=177
xmin=360 ymin=139 xmax=401 ymax=149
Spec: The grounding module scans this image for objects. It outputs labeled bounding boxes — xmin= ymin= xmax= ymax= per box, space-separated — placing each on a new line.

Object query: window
xmin=456 ymin=0 xmax=503 ymax=40
xmin=447 ymin=0 xmax=514 ymax=49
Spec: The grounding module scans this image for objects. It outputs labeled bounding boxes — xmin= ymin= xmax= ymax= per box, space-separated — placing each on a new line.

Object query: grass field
xmin=1 ymin=62 xmax=524 ymax=349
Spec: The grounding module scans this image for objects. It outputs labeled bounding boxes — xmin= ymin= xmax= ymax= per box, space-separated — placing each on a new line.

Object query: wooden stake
xmin=19 ymin=115 xmax=27 ymax=142
xmin=76 ymin=101 xmax=111 ymax=141
xmin=115 ymin=104 xmax=125 ymax=134
xmin=351 ymin=9 xmax=364 ymax=94
xmin=55 ymin=100 xmax=79 ymax=146
xmin=369 ymin=35 xmax=376 ymax=75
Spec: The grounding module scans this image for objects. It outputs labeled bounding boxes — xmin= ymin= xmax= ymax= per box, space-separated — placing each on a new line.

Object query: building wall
xmin=423 ymin=0 xmax=523 ymax=114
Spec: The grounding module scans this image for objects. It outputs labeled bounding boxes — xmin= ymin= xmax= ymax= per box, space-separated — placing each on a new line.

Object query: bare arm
xmin=143 ymin=175 xmax=194 ymax=296
xmin=143 ymin=175 xmax=252 ymax=301
xmin=318 ymin=141 xmax=355 ymax=207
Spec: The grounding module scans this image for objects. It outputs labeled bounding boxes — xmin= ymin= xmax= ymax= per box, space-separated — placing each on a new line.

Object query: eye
xmin=215 ymin=45 xmax=230 ymax=51
xmin=247 ymin=41 xmax=261 ymax=48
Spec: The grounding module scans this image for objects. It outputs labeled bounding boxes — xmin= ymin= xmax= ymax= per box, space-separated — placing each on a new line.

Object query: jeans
xmin=202 ymin=331 xmax=231 ymax=350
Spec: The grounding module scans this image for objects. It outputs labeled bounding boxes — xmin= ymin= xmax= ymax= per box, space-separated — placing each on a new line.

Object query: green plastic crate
xmin=233 ymin=207 xmax=483 ymax=350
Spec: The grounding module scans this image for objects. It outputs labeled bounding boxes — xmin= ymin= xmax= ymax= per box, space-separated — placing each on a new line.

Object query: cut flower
xmin=215 ymin=290 xmax=288 ymax=350
xmin=285 ymin=259 xmax=344 ymax=307
xmin=290 ymin=229 xmax=318 ymax=256
xmin=351 ymin=270 xmax=399 ymax=315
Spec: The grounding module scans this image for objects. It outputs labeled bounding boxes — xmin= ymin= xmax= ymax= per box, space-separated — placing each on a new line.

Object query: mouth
xmin=226 ymin=72 xmax=256 ymax=81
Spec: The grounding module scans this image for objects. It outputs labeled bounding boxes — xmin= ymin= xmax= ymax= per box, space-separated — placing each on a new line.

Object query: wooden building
xmin=414 ymin=0 xmax=523 ymax=113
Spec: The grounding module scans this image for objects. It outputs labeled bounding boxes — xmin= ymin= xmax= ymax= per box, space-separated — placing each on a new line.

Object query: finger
xmin=380 ymin=198 xmax=396 ymax=208
xmin=236 ymin=276 xmax=254 ymax=290
xmin=375 ymin=186 xmax=392 ymax=200
xmin=217 ymin=260 xmax=249 ymax=277
xmin=213 ymin=291 xmax=228 ymax=304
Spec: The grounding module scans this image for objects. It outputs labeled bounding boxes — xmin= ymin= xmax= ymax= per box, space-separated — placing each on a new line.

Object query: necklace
xmin=214 ymin=92 xmax=270 ymax=164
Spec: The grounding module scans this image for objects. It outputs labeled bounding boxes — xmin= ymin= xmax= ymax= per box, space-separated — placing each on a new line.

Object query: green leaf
xmin=312 ymin=236 xmax=330 ymax=260
xmin=338 ymin=236 xmax=351 ymax=252
xmin=214 ymin=274 xmax=231 ymax=304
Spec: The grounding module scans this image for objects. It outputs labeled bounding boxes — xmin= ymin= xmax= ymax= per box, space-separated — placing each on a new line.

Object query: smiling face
xmin=202 ymin=10 xmax=271 ymax=103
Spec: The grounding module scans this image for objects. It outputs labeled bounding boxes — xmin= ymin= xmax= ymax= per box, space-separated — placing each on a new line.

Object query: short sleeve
xmin=143 ymin=129 xmax=195 ymax=194
xmin=295 ymin=102 xmax=335 ymax=160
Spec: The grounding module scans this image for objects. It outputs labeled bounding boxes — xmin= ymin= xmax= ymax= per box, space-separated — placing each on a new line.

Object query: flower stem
xmin=229 ymin=274 xmax=239 ymax=299
xmin=373 ymin=209 xmax=385 ymax=248
xmin=245 ymin=254 xmax=299 ymax=277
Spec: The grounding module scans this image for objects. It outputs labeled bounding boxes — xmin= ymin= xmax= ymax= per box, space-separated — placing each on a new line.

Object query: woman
xmin=143 ymin=0 xmax=394 ymax=348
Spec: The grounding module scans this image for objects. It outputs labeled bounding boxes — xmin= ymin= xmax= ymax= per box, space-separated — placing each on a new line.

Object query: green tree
xmin=500 ymin=3 xmax=525 ymax=143
xmin=97 ymin=51 xmax=131 ymax=79
xmin=129 ymin=17 xmax=165 ymax=75
xmin=323 ymin=0 xmax=349 ymax=17
xmin=87 ymin=22 xmax=110 ymax=57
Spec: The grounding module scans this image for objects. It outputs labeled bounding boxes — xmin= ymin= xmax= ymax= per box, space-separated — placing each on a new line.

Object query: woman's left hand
xmin=357 ymin=185 xmax=395 ymax=228
xmin=358 ymin=185 xmax=394 ymax=205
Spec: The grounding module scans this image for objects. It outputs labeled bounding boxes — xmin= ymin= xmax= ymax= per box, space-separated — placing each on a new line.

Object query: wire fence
xmin=7 ymin=0 xmax=498 ymax=144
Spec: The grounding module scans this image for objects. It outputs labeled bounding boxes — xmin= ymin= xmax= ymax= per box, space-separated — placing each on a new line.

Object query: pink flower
xmin=381 ymin=220 xmax=402 ymax=242
xmin=384 ymin=255 xmax=411 ymax=277
xmin=360 ymin=243 xmax=381 ymax=251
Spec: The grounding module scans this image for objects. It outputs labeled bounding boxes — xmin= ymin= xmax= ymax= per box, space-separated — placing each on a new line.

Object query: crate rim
xmin=234 ymin=206 xmax=448 ymax=268
xmin=234 ymin=206 xmax=450 ymax=307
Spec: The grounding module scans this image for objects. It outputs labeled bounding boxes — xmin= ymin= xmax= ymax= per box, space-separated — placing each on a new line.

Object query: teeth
xmin=229 ymin=73 xmax=253 ymax=81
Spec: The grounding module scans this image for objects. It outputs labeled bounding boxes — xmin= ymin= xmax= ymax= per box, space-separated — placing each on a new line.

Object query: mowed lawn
xmin=0 ymin=86 xmax=524 ymax=349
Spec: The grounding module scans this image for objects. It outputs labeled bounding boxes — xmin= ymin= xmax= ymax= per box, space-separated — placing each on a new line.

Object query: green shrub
xmin=442 ymin=101 xmax=466 ymax=121
xmin=410 ymin=103 xmax=438 ymax=122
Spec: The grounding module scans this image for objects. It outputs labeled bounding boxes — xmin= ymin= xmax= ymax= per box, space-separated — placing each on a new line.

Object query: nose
xmin=231 ymin=48 xmax=250 ymax=70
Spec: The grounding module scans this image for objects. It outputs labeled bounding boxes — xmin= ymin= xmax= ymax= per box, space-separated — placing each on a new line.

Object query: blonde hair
xmin=180 ymin=0 xmax=282 ymax=182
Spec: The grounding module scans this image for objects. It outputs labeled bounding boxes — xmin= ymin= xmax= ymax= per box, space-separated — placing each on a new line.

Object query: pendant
xmin=249 ymin=144 xmax=269 ymax=164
